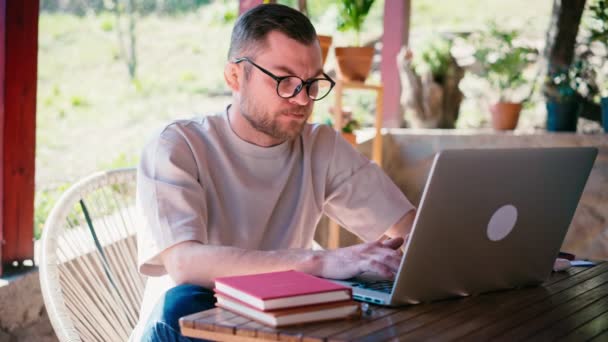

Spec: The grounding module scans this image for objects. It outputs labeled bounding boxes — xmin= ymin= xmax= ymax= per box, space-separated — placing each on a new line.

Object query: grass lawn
xmin=35 ymin=0 xmax=553 ymax=236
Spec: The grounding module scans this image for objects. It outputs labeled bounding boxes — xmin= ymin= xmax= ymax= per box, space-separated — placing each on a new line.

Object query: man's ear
xmin=224 ymin=63 xmax=241 ymax=92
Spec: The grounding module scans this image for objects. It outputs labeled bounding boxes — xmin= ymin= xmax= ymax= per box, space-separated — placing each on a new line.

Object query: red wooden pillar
xmin=0 ymin=0 xmax=4 ymax=276
xmin=239 ymin=0 xmax=265 ymax=14
xmin=1 ymin=0 xmax=38 ymax=273
xmin=381 ymin=0 xmax=411 ymax=128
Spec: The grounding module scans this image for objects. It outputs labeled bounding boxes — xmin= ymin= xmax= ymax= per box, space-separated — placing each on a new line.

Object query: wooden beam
xmin=1 ymin=0 xmax=38 ymax=268
xmin=380 ymin=0 xmax=411 ymax=128
xmin=239 ymin=0 xmax=264 ymax=15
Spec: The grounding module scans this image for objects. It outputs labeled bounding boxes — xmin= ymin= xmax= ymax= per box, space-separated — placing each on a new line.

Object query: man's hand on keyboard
xmin=309 ymin=237 xmax=405 ymax=280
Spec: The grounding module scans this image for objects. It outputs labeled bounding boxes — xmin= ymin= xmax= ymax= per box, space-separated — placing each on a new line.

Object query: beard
xmin=239 ymin=90 xmax=309 ymax=141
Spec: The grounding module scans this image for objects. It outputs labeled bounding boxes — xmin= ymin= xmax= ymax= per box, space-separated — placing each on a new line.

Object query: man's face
xmin=238 ymin=31 xmax=323 ymax=142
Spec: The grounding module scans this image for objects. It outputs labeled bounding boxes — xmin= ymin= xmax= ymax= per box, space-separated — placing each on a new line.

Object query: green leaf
xmin=336 ymin=0 xmax=376 ymax=45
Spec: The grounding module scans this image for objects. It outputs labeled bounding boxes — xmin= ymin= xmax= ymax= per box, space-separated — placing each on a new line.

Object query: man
xmin=135 ymin=4 xmax=416 ymax=341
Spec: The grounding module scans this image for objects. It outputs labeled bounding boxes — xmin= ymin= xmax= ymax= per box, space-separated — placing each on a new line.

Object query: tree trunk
xmin=397 ymin=47 xmax=464 ymax=129
xmin=298 ymin=0 xmax=307 ymax=16
xmin=113 ymin=0 xmax=137 ymax=80
xmin=544 ymin=0 xmax=601 ymax=123
xmin=544 ymin=0 xmax=586 ymax=69
xmin=126 ymin=0 xmax=137 ymax=80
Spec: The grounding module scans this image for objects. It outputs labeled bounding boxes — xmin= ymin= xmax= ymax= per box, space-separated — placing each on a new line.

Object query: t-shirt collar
xmin=222 ymin=105 xmax=292 ymax=158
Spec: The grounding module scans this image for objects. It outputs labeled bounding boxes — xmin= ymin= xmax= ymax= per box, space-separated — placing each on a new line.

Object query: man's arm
xmin=384 ymin=209 xmax=416 ymax=241
xmin=161 ymin=238 xmax=405 ymax=289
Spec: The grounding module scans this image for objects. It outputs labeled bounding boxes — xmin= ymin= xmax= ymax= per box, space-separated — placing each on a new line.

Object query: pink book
xmin=215 ymin=294 xmax=360 ymax=327
xmin=214 ymin=270 xmax=352 ymax=311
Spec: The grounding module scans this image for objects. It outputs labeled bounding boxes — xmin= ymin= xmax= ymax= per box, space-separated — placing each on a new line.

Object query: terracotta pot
xmin=341 ymin=132 xmax=356 ymax=145
xmin=317 ymin=35 xmax=332 ymax=67
xmin=335 ymin=46 xmax=374 ymax=82
xmin=490 ymin=102 xmax=522 ymax=130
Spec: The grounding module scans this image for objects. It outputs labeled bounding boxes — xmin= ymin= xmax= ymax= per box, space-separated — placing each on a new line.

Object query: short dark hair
xmin=227 ymin=4 xmax=318 ymax=61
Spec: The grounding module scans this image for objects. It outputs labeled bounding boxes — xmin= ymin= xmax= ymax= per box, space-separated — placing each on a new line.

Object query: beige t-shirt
xmin=136 ymin=109 xmax=414 ymax=276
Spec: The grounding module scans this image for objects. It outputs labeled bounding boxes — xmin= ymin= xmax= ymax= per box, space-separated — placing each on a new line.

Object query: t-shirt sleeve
xmin=136 ymin=125 xmax=208 ymax=277
xmin=322 ymin=131 xmax=415 ymax=242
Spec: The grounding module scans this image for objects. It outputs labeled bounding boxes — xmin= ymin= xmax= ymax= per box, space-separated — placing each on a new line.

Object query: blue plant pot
xmin=546 ymin=100 xmax=579 ymax=132
xmin=602 ymin=97 xmax=608 ymax=133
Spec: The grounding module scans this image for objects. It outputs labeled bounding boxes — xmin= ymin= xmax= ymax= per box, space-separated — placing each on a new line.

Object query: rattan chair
xmin=39 ymin=167 xmax=327 ymax=341
xmin=39 ymin=168 xmax=146 ymax=342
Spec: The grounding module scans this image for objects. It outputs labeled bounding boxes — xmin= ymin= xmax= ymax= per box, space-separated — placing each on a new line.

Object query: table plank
xmin=298 ymin=306 xmax=397 ymax=342
xmin=454 ymin=264 xmax=608 ymax=341
xmin=249 ymin=322 xmax=280 ymax=341
xmin=589 ymin=327 xmax=608 ymax=341
xmin=428 ymin=263 xmax=608 ymax=340
xmin=558 ymin=310 xmax=608 ymax=341
xmin=347 ymin=299 xmax=481 ymax=342
xmin=194 ymin=309 xmax=237 ymax=334
xmin=393 ymin=291 xmax=528 ymax=340
xmin=214 ymin=314 xmax=252 ymax=334
xmin=181 ymin=327 xmax=264 ymax=342
xmin=235 ymin=320 xmax=279 ymax=340
xmin=492 ymin=283 xmax=608 ymax=341
xmin=531 ymin=292 xmax=608 ymax=340
xmin=179 ymin=308 xmax=218 ymax=329
xmin=497 ymin=284 xmax=608 ymax=341
xmin=383 ymin=267 xmax=593 ymax=340
xmin=343 ymin=267 xmax=597 ymax=341
xmin=327 ymin=295 xmax=480 ymax=341
xmin=234 ymin=321 xmax=261 ymax=338
xmin=273 ymin=314 xmax=369 ymax=342
xmin=401 ymin=268 xmax=608 ymax=340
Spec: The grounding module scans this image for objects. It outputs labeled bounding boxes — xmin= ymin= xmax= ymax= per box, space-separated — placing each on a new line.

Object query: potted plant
xmin=587 ymin=0 xmax=608 ymax=132
xmin=544 ymin=63 xmax=582 ymax=132
xmin=335 ymin=0 xmax=376 ymax=82
xmin=399 ymin=35 xmax=464 ymax=128
xmin=341 ymin=117 xmax=360 ymax=145
xmin=327 ymin=107 xmax=360 ymax=145
xmin=470 ymin=23 xmax=538 ymax=130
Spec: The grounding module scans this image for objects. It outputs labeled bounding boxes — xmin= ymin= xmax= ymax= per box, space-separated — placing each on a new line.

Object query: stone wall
xmin=347 ymin=129 xmax=607 ymax=260
xmin=0 ymin=269 xmax=57 ymax=342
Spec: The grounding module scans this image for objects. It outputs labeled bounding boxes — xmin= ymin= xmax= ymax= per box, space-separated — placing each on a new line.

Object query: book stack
xmin=213 ymin=270 xmax=360 ymax=328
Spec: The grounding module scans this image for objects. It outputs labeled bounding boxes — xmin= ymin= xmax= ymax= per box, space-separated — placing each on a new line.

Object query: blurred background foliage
xmin=37 ymin=0 xmax=562 ymax=236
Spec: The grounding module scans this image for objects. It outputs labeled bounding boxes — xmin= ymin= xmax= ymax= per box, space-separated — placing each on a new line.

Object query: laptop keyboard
xmin=350 ymin=279 xmax=394 ymax=294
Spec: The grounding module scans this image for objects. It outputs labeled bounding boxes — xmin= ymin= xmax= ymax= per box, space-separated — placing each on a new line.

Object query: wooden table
xmin=180 ymin=262 xmax=608 ymax=341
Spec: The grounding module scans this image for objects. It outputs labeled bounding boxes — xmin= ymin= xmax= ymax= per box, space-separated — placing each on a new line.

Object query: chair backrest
xmin=39 ymin=168 xmax=146 ymax=342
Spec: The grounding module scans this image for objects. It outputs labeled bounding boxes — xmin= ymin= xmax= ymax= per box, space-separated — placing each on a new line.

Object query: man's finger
xmin=381 ymin=237 xmax=404 ymax=249
xmin=363 ymin=260 xmax=394 ymax=279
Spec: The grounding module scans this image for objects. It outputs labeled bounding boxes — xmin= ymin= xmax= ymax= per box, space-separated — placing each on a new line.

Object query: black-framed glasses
xmin=234 ymin=57 xmax=335 ymax=101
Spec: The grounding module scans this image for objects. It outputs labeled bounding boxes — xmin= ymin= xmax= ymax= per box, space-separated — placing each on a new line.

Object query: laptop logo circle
xmin=487 ymin=204 xmax=518 ymax=241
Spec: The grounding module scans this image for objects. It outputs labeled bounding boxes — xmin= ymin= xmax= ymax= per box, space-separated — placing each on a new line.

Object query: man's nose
xmin=288 ymin=86 xmax=311 ymax=106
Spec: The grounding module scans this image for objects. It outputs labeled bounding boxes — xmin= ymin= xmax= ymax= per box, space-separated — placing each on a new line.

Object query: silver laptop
xmin=335 ymin=147 xmax=598 ymax=306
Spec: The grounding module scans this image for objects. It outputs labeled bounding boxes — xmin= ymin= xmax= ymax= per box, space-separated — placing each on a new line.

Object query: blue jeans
xmin=141 ymin=284 xmax=216 ymax=342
